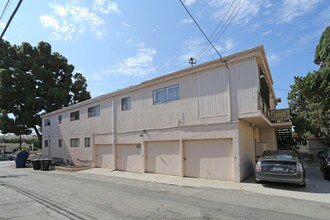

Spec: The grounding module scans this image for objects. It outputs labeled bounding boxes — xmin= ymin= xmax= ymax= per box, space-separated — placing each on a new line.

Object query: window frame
xmin=121 ymin=97 xmax=131 ymax=111
xmin=70 ymin=111 xmax=80 ymax=121
xmin=88 ymin=105 xmax=100 ymax=118
xmin=58 ymin=115 xmax=62 ymax=124
xmin=84 ymin=137 xmax=91 ymax=148
xmin=44 ymin=118 xmax=51 ymax=126
xmin=153 ymin=84 xmax=179 ymax=104
xmin=58 ymin=139 xmax=63 ymax=148
xmin=70 ymin=138 xmax=80 ymax=148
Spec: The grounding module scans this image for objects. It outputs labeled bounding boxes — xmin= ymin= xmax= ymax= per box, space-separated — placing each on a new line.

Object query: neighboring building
xmin=41 ymin=46 xmax=291 ymax=183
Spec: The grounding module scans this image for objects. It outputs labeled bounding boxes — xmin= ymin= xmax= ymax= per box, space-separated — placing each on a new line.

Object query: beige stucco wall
xmin=41 ymin=47 xmax=275 ymax=182
xmin=238 ymin=123 xmax=255 ymax=181
xmin=259 ymin=127 xmax=276 ymax=151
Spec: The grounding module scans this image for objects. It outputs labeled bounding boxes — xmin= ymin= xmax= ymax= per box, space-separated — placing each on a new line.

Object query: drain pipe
xmin=227 ymin=66 xmax=232 ymax=123
xmin=112 ymin=97 xmax=116 ymax=171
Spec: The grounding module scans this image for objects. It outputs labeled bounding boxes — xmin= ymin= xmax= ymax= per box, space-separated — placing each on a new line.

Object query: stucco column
xmin=141 ymin=141 xmax=145 ymax=173
xmin=179 ymin=139 xmax=184 ymax=177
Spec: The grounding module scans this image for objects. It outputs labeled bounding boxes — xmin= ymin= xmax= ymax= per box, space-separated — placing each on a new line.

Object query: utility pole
xmin=0 ymin=0 xmax=23 ymax=40
xmin=188 ymin=57 xmax=197 ymax=67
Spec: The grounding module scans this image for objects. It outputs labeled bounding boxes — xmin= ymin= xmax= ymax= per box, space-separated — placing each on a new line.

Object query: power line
xmin=0 ymin=0 xmax=23 ymax=40
xmin=179 ymin=0 xmax=227 ymax=67
xmin=274 ymin=87 xmax=290 ymax=92
xmin=0 ymin=0 xmax=11 ymax=22
xmin=194 ymin=0 xmax=236 ymax=59
xmin=197 ymin=0 xmax=246 ymax=61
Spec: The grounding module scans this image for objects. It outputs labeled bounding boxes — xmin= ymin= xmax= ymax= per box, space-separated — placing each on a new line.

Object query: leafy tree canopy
xmin=0 ymin=40 xmax=91 ymax=142
xmin=288 ymin=26 xmax=330 ymax=139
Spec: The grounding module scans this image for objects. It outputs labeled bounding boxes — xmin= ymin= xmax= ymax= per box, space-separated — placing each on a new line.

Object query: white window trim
xmin=153 ymin=84 xmax=179 ymax=104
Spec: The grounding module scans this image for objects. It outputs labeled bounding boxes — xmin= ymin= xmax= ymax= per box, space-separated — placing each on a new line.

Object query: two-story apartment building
xmin=41 ymin=46 xmax=291 ymax=183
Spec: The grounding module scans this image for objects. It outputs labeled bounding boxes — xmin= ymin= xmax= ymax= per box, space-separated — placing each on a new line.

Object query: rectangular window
xmin=70 ymin=111 xmax=79 ymax=121
xmin=84 ymin=137 xmax=91 ymax=148
xmin=70 ymin=138 xmax=80 ymax=147
xmin=121 ymin=97 xmax=131 ymax=111
xmin=58 ymin=139 xmax=63 ymax=148
xmin=44 ymin=140 xmax=49 ymax=148
xmin=44 ymin=118 xmax=51 ymax=126
xmin=153 ymin=85 xmax=179 ymax=104
xmin=58 ymin=115 xmax=62 ymax=124
xmin=88 ymin=105 xmax=100 ymax=118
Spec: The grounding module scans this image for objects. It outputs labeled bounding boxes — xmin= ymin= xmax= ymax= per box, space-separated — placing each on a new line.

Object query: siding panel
xmin=198 ymin=67 xmax=229 ymax=118
xmin=230 ymin=59 xmax=258 ymax=116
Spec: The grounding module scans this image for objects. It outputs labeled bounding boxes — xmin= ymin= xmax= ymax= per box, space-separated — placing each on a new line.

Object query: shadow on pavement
xmin=242 ymin=160 xmax=330 ymax=194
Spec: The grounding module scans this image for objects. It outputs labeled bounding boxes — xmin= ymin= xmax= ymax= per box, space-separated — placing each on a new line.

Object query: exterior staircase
xmin=276 ymin=128 xmax=293 ymax=150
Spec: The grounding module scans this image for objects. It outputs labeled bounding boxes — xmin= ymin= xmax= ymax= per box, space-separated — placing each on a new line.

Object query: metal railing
xmin=258 ymin=93 xmax=291 ymax=123
xmin=270 ymin=108 xmax=291 ymax=123
xmin=258 ymin=92 xmax=270 ymax=119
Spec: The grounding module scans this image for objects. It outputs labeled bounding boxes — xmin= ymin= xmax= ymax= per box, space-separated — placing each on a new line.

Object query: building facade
xmin=42 ymin=46 xmax=291 ymax=182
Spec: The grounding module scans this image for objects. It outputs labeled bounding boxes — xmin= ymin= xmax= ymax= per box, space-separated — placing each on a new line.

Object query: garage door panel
xmin=184 ymin=139 xmax=233 ymax=181
xmin=146 ymin=141 xmax=180 ymax=176
xmin=96 ymin=145 xmax=113 ymax=169
xmin=116 ymin=144 xmax=142 ymax=173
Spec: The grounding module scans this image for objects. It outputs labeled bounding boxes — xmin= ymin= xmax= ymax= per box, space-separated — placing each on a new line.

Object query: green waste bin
xmin=31 ymin=160 xmax=41 ymax=170
xmin=40 ymin=159 xmax=52 ymax=171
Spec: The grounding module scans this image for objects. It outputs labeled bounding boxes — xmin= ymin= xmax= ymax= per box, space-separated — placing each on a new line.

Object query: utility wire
xmin=179 ymin=0 xmax=227 ymax=67
xmin=197 ymin=0 xmax=246 ymax=61
xmin=274 ymin=87 xmax=290 ymax=92
xmin=0 ymin=0 xmax=23 ymax=40
xmin=0 ymin=0 xmax=11 ymax=22
xmin=195 ymin=0 xmax=236 ymax=59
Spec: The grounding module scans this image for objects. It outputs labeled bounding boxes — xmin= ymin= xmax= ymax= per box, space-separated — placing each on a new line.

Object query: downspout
xmin=227 ymin=66 xmax=232 ymax=123
xmin=112 ymin=97 xmax=116 ymax=171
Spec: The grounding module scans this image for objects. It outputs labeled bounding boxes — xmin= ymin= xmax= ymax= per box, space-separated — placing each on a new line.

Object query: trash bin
xmin=40 ymin=159 xmax=52 ymax=171
xmin=15 ymin=151 xmax=29 ymax=168
xmin=31 ymin=160 xmax=41 ymax=170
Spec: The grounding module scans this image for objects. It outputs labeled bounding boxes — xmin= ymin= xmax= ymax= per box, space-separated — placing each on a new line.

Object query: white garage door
xmin=184 ymin=139 xmax=233 ymax=181
xmin=96 ymin=145 xmax=113 ymax=169
xmin=146 ymin=141 xmax=180 ymax=176
xmin=116 ymin=144 xmax=142 ymax=173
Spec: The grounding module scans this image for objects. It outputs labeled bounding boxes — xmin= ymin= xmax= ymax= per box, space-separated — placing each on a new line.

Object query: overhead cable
xmin=179 ymin=0 xmax=227 ymax=67
xmin=0 ymin=0 xmax=23 ymax=40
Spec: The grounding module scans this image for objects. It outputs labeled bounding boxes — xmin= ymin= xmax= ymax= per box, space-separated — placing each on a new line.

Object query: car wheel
xmin=298 ymin=179 xmax=306 ymax=187
xmin=255 ymin=178 xmax=261 ymax=184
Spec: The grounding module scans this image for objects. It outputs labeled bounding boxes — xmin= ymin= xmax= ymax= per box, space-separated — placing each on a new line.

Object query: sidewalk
xmin=75 ymin=168 xmax=330 ymax=204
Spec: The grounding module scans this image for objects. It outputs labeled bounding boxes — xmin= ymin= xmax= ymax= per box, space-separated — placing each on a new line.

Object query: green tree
xmin=0 ymin=40 xmax=91 ymax=143
xmin=288 ymin=26 xmax=330 ymax=139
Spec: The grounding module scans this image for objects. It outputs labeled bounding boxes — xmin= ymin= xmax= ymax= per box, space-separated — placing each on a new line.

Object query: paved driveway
xmin=1 ymin=160 xmax=330 ymax=220
xmin=240 ymin=160 xmax=330 ymax=203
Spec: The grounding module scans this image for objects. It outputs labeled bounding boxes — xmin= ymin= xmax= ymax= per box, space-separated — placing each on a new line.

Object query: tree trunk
xmin=33 ymin=125 xmax=42 ymax=148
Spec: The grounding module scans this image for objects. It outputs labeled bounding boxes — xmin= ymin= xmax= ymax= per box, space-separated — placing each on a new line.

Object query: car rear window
xmin=262 ymin=151 xmax=296 ymax=160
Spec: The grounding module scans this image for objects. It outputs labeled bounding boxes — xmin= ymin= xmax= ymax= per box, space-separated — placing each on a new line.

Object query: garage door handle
xmin=184 ymin=157 xmax=187 ymax=160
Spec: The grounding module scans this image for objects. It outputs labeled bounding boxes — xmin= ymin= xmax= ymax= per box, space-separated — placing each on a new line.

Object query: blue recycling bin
xmin=15 ymin=151 xmax=29 ymax=168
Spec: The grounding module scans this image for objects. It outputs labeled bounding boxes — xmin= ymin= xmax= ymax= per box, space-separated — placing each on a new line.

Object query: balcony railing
xmin=258 ymin=92 xmax=270 ymax=119
xmin=270 ymin=108 xmax=291 ymax=123
xmin=258 ymin=93 xmax=291 ymax=123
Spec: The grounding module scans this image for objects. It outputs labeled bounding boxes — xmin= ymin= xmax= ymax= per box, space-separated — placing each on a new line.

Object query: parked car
xmin=319 ymin=148 xmax=330 ymax=180
xmin=0 ymin=153 xmax=15 ymax=161
xmin=255 ymin=150 xmax=305 ymax=187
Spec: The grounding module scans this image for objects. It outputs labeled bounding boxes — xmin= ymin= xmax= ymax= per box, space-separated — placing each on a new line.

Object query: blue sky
xmin=1 ymin=0 xmax=329 ymax=109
